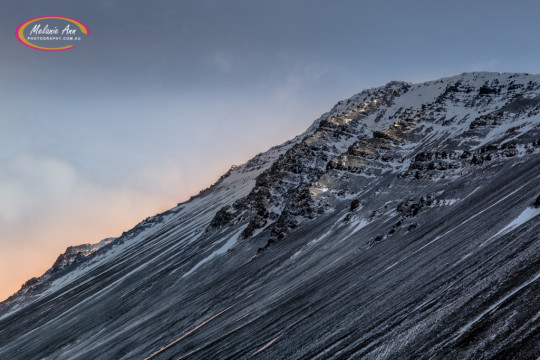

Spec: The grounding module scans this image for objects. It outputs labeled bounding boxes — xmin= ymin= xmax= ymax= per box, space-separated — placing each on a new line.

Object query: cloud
xmin=0 ymin=155 xmax=77 ymax=224
xmin=272 ymin=59 xmax=331 ymax=106
xmin=0 ymin=153 xmax=194 ymax=301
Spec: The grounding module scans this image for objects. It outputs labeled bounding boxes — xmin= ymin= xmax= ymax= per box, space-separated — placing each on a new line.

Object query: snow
xmin=309 ymin=228 xmax=334 ymax=244
xmin=413 ymin=184 xmax=527 ymax=255
xmin=452 ymin=252 xmax=473 ymax=267
xmin=473 ymin=116 xmax=539 ymax=149
xmin=480 ymin=206 xmax=540 ymax=247
xmin=370 ymin=183 xmax=534 ymax=282
xmin=493 ymin=206 xmax=540 ymax=236
xmin=182 ymin=228 xmax=244 ymax=278
xmin=453 ymin=268 xmax=540 ymax=341
xmin=351 ymin=218 xmax=369 ymax=233
xmin=3 ymin=72 xmax=540 ymax=360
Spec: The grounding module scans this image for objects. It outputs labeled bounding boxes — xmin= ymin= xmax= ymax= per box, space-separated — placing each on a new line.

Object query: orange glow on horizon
xmin=0 ymin=199 xmax=180 ymax=302
xmin=0 ymin=167 xmax=229 ymax=303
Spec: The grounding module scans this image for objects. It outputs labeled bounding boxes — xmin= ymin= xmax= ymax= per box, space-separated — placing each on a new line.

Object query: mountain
xmin=1 ymin=72 xmax=540 ymax=359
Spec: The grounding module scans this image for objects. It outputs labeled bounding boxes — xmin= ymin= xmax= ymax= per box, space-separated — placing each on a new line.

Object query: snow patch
xmin=480 ymin=206 xmax=540 ymax=247
xmin=182 ymin=228 xmax=244 ymax=278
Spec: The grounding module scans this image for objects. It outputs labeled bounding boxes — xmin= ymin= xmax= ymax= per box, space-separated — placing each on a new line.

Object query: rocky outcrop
xmin=4 ymin=73 xmax=540 ymax=360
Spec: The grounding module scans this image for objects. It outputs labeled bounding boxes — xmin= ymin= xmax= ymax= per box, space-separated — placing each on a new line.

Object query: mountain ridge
xmin=2 ymin=71 xmax=540 ymax=359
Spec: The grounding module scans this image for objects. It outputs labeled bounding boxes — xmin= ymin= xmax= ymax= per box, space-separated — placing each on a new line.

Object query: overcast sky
xmin=1 ymin=0 xmax=539 ymax=300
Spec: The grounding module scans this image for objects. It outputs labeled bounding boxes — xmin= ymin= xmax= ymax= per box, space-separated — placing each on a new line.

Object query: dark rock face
xmin=350 ymin=199 xmax=360 ymax=211
xmin=49 ymin=245 xmax=91 ymax=273
xmin=2 ymin=72 xmax=540 ymax=360
xmin=209 ymin=205 xmax=236 ymax=228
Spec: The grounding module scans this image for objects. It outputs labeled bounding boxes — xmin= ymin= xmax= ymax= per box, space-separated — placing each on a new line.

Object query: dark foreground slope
xmin=1 ymin=72 xmax=540 ymax=359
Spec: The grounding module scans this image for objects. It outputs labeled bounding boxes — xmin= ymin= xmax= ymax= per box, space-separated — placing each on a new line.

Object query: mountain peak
xmin=2 ymin=72 xmax=540 ymax=359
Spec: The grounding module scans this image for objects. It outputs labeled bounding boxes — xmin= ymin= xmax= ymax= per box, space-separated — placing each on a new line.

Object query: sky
xmin=1 ymin=0 xmax=540 ymax=301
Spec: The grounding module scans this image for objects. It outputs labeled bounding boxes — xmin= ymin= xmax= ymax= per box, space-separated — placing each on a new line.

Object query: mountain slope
xmin=1 ymin=72 xmax=540 ymax=359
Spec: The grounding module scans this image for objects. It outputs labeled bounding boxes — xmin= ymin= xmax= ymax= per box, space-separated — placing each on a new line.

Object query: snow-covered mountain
xmin=2 ymin=72 xmax=540 ymax=359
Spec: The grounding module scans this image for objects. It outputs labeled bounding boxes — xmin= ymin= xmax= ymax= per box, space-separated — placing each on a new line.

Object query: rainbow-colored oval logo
xmin=15 ymin=16 xmax=90 ymax=51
